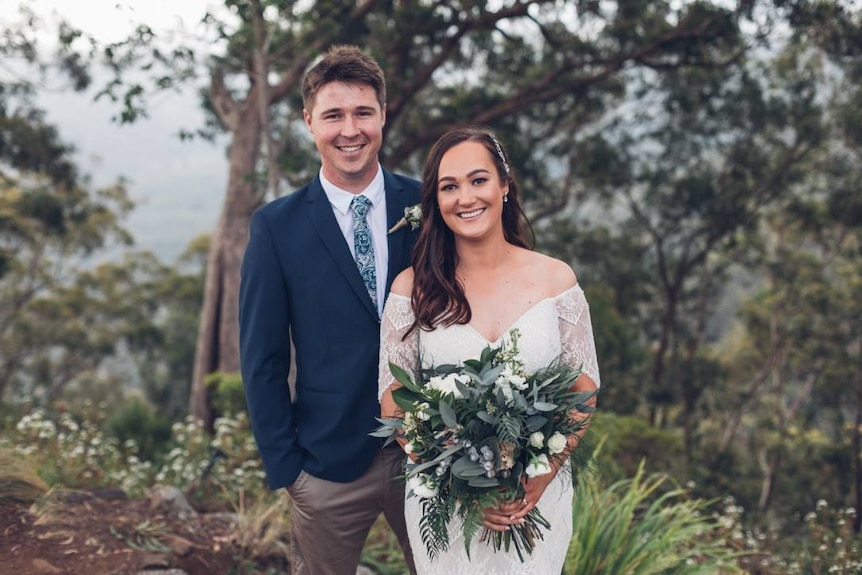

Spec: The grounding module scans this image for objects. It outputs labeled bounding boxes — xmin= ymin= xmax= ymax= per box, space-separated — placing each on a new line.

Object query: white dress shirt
xmin=320 ymin=165 xmax=388 ymax=317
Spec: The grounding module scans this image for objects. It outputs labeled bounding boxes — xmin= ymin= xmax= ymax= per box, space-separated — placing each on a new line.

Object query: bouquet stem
xmin=480 ymin=507 xmax=551 ymax=562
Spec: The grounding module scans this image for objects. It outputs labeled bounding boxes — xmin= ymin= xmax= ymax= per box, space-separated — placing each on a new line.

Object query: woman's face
xmin=435 ymin=140 xmax=509 ymax=243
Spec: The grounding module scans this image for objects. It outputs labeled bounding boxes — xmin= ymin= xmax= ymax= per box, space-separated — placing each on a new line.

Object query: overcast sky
xmin=21 ymin=0 xmax=229 ymax=262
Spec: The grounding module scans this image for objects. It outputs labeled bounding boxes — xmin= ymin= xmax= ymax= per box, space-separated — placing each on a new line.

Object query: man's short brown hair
xmin=302 ymin=45 xmax=386 ymax=113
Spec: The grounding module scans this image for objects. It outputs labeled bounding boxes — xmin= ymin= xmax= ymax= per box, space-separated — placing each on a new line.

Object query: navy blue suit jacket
xmin=239 ymin=169 xmax=420 ymax=490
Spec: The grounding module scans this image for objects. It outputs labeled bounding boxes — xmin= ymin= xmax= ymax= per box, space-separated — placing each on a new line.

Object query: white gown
xmin=378 ymin=285 xmax=601 ymax=575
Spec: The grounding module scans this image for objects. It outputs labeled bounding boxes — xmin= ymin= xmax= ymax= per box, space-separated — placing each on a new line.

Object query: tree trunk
xmin=854 ymin=344 xmax=862 ymax=533
xmin=190 ymin=99 xmax=263 ymax=427
xmin=757 ymin=448 xmax=779 ymax=513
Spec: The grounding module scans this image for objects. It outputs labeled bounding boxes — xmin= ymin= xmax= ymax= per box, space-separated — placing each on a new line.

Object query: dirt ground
xmin=0 ymin=491 xmax=286 ymax=575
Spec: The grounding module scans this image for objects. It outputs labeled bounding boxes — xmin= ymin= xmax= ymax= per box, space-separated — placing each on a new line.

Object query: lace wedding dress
xmin=378 ymin=285 xmax=601 ymax=575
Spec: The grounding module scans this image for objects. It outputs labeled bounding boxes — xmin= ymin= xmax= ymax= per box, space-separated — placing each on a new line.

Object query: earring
xmin=503 ymin=195 xmax=508 ymax=203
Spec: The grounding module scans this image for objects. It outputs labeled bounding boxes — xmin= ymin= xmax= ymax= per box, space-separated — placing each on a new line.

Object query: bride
xmin=378 ymin=126 xmax=601 ymax=574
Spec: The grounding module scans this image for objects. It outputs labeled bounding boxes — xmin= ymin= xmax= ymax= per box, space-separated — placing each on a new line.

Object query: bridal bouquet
xmin=372 ymin=328 xmax=595 ymax=562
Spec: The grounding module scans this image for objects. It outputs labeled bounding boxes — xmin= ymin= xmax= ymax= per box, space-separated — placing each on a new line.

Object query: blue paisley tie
xmin=350 ymin=195 xmax=377 ymax=308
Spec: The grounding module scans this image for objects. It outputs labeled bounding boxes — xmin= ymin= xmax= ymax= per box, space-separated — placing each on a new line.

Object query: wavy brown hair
xmin=301 ymin=45 xmax=386 ymax=112
xmin=410 ymin=126 xmax=534 ymax=333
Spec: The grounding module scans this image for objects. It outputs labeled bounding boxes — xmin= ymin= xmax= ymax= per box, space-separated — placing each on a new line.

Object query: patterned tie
xmin=350 ymin=195 xmax=377 ymax=308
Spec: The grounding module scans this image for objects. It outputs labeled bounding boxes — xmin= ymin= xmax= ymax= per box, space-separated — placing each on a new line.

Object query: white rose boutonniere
xmin=388 ymin=204 xmax=422 ymax=234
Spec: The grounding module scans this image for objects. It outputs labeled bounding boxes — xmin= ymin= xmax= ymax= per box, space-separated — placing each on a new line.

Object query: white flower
xmin=529 ymin=432 xmax=545 ymax=449
xmin=415 ymin=402 xmax=431 ymax=421
xmin=547 ymin=432 xmax=567 ymax=455
xmin=408 ymin=474 xmax=439 ymax=498
xmin=402 ymin=412 xmax=417 ymax=433
xmin=494 ymin=378 xmax=514 ymax=404
xmin=405 ymin=204 xmax=422 ymax=226
xmin=526 ymin=454 xmax=552 ymax=478
xmin=497 ymin=365 xmax=527 ymax=391
xmin=426 ymin=374 xmax=465 ymax=399
xmin=388 ymin=204 xmax=422 ymax=234
xmin=403 ymin=442 xmax=414 ymax=454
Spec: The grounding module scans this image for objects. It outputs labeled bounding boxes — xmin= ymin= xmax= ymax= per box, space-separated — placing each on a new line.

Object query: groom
xmin=239 ymin=45 xmax=418 ymax=575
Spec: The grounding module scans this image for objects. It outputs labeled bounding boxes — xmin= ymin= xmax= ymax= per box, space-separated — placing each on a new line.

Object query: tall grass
xmin=0 ymin=448 xmax=48 ymax=503
xmin=565 ymin=462 xmax=745 ymax=575
xmin=229 ymin=490 xmax=291 ymax=564
xmin=360 ymin=515 xmax=411 ymax=575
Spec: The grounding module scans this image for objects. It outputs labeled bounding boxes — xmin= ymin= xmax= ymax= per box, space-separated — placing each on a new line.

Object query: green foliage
xmin=206 ymin=371 xmax=247 ymax=417
xmin=359 ymin=516 xmax=411 ymax=575
xmin=104 ymin=396 xmax=173 ymax=464
xmin=565 ymin=463 xmax=745 ymax=574
xmin=7 ymin=407 xmax=154 ymax=494
xmin=4 ymin=406 xmax=266 ymax=508
xmin=154 ymin=412 xmax=267 ymax=509
xmin=589 ymin=413 xmax=685 ymax=484
xmin=579 ymin=285 xmax=648 ymax=415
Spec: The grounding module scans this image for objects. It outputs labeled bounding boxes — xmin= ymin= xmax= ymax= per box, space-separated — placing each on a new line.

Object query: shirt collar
xmin=320 ymin=164 xmax=385 ymax=215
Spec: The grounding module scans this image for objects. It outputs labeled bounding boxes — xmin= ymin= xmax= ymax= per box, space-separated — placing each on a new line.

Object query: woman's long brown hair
xmin=409 ymin=126 xmax=534 ymax=334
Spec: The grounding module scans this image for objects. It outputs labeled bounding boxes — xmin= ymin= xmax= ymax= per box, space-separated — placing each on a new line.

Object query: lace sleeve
xmin=378 ymin=293 xmax=420 ymax=401
xmin=556 ymin=285 xmax=601 ymax=388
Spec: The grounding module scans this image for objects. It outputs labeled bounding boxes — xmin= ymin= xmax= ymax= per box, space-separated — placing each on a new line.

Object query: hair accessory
xmin=490 ymin=135 xmax=511 ymax=175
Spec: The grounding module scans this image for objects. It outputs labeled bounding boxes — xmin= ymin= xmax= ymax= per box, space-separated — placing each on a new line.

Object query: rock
xmin=167 ymin=535 xmax=194 ymax=557
xmin=30 ymin=559 xmax=63 ymax=574
xmin=148 ymin=485 xmax=197 ymax=521
xmin=91 ymin=487 xmax=128 ymax=501
xmin=203 ymin=511 xmax=239 ymax=527
xmin=54 ymin=490 xmax=94 ymax=504
xmin=138 ymin=553 xmax=171 ymax=569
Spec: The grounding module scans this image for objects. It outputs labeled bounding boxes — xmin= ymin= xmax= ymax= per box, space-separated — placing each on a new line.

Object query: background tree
xmin=95 ymin=0 xmax=764 ymax=425
xmin=0 ymin=7 xmax=203 ymax=414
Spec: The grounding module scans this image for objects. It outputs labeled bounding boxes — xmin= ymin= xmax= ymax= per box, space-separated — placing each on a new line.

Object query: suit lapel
xmin=306 ymin=176 xmax=378 ymax=319
xmin=384 ymin=170 xmax=410 ymax=295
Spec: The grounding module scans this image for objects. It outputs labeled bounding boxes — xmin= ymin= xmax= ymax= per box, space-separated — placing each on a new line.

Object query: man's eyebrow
xmin=318 ymin=105 xmax=377 ymax=115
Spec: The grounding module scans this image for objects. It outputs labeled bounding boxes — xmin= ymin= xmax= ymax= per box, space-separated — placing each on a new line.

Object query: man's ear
xmin=303 ymin=108 xmax=313 ymax=131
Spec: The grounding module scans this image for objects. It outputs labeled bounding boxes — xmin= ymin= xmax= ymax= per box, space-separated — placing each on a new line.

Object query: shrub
xmin=206 ymin=371 xmax=247 ymax=417
xmin=773 ymin=500 xmax=862 ymax=574
xmin=590 ymin=412 xmax=686 ymax=483
xmin=8 ymin=408 xmax=155 ymax=495
xmin=105 ymin=396 xmax=173 ymax=464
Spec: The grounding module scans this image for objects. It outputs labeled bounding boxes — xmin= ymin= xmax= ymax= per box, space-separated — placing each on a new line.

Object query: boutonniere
xmin=387 ymin=204 xmax=422 ymax=234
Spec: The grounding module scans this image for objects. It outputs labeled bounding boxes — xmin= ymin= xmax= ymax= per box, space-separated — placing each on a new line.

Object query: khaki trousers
xmin=285 ymin=446 xmax=416 ymax=575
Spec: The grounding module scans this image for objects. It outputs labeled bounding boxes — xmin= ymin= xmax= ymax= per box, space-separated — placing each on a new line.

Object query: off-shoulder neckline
xmin=386 ymin=284 xmax=582 ymax=344
xmin=386 ymin=283 xmax=581 ymax=304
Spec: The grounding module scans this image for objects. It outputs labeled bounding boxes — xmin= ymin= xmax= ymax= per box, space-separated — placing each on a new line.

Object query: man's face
xmin=304 ymin=81 xmax=386 ymax=193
